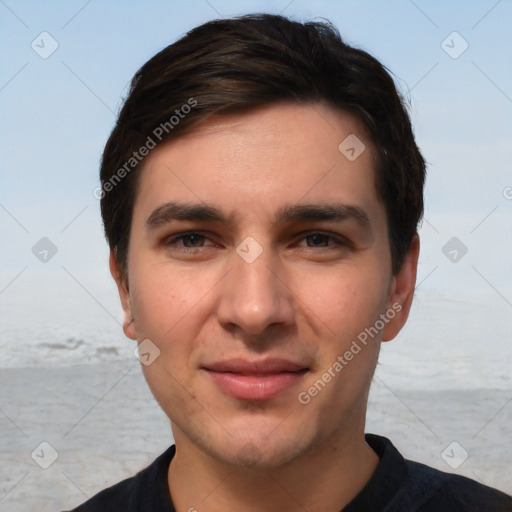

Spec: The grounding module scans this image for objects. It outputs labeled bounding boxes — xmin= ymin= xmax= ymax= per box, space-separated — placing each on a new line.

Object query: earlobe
xmin=109 ymin=250 xmax=137 ymax=340
xmin=382 ymin=235 xmax=420 ymax=342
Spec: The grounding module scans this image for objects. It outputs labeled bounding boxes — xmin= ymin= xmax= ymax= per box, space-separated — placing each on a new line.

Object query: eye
xmin=161 ymin=230 xmax=352 ymax=255
xmin=295 ymin=231 xmax=352 ymax=250
xmin=304 ymin=233 xmax=332 ymax=247
xmin=163 ymin=232 xmax=216 ymax=251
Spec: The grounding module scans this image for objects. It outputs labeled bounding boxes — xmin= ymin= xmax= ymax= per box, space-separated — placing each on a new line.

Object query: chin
xmin=225 ymin=438 xmax=310 ymax=469
xmin=192 ymin=416 xmax=317 ymax=469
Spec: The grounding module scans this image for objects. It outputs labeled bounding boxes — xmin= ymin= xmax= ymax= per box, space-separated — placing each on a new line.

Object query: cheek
xmin=128 ymin=262 xmax=218 ymax=383
xmin=295 ymin=264 xmax=389 ymax=340
xmin=129 ymin=262 xmax=202 ymax=336
xmin=129 ymin=268 xmax=206 ymax=412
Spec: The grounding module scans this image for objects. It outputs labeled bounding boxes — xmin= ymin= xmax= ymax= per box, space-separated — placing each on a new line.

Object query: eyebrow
xmin=146 ymin=201 xmax=371 ymax=229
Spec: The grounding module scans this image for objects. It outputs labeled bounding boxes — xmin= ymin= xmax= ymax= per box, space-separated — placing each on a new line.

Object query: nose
xmin=216 ymin=244 xmax=295 ymax=338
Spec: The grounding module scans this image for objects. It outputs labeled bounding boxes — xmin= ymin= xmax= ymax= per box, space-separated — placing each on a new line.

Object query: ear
xmin=382 ymin=234 xmax=420 ymax=342
xmin=109 ymin=250 xmax=137 ymax=340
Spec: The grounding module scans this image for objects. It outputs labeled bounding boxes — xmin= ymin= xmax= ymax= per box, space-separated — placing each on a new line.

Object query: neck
xmin=168 ymin=426 xmax=379 ymax=512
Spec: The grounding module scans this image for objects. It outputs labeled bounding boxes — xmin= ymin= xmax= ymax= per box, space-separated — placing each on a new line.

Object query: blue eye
xmin=305 ymin=233 xmax=330 ymax=247
xmin=164 ymin=232 xmax=212 ymax=250
xmin=179 ymin=233 xmax=205 ymax=247
xmin=162 ymin=231 xmax=351 ymax=255
xmin=298 ymin=232 xmax=350 ymax=249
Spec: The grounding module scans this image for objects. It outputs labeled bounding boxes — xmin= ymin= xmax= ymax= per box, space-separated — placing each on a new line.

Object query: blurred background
xmin=1 ymin=0 xmax=511 ymax=510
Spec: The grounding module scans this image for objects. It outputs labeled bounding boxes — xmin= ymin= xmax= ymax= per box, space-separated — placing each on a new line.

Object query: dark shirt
xmin=65 ymin=434 xmax=512 ymax=511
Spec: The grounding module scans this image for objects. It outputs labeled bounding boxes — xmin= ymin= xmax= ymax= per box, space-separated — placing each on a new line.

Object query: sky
xmin=0 ymin=0 xmax=511 ymax=368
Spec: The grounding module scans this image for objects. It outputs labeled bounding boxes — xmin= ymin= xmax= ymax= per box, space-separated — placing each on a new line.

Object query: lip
xmin=202 ymin=358 xmax=309 ymax=401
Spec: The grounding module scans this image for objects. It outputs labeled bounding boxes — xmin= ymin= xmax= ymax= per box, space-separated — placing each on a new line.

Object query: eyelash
xmin=162 ymin=231 xmax=352 ymax=253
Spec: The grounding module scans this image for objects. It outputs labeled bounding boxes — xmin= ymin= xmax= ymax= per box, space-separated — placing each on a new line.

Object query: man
xmin=68 ymin=13 xmax=512 ymax=512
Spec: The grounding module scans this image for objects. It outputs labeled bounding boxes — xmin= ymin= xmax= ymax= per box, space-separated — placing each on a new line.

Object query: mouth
xmin=202 ymin=358 xmax=309 ymax=401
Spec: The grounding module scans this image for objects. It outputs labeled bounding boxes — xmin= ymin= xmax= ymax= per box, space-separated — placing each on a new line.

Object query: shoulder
xmin=399 ymin=458 xmax=512 ymax=512
xmin=63 ymin=445 xmax=176 ymax=512
xmin=364 ymin=434 xmax=511 ymax=512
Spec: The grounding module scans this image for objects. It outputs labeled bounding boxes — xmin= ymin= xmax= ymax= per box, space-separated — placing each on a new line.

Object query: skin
xmin=110 ymin=102 xmax=419 ymax=512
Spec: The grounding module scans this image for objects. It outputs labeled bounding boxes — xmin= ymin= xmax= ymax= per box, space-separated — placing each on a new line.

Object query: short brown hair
xmin=100 ymin=13 xmax=425 ymax=275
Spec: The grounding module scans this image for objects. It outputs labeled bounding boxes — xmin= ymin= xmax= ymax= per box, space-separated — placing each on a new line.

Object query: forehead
xmin=133 ymin=102 xmax=382 ymax=225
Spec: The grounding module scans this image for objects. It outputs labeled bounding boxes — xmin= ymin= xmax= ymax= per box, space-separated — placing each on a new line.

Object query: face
xmin=111 ymin=102 xmax=418 ymax=468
